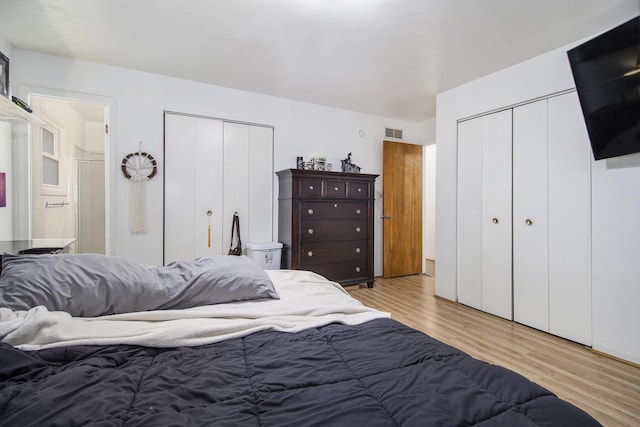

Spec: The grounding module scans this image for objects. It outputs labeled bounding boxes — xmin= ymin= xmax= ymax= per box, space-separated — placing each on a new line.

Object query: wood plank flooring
xmin=347 ymin=274 xmax=640 ymax=427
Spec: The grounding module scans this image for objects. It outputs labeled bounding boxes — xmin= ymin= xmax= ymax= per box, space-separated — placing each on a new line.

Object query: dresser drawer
xmin=300 ymin=201 xmax=368 ymax=220
xmin=322 ymin=180 xmax=347 ymax=198
xmin=306 ymin=261 xmax=369 ymax=284
xmin=298 ymin=241 xmax=367 ymax=266
xmin=299 ymin=219 xmax=368 ymax=242
xmin=347 ymin=181 xmax=371 ymax=199
xmin=298 ymin=179 xmax=323 ymax=197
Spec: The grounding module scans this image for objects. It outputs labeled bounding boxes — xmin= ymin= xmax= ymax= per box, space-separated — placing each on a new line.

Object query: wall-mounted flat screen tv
xmin=567 ymin=16 xmax=640 ymax=161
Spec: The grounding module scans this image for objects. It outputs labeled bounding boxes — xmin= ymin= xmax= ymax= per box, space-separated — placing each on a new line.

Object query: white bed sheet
xmin=0 ymin=269 xmax=389 ymax=350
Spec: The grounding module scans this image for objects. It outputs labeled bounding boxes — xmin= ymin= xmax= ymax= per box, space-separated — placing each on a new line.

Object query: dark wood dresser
xmin=277 ymin=169 xmax=378 ymax=287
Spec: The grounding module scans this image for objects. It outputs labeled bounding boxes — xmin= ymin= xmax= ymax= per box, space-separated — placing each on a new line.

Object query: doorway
xmin=382 ymin=140 xmax=423 ymax=277
xmin=29 ymin=96 xmax=107 ymax=253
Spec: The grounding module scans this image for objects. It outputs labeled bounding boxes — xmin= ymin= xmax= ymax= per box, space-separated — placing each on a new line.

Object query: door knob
xmin=381 ymin=214 xmax=391 ymax=220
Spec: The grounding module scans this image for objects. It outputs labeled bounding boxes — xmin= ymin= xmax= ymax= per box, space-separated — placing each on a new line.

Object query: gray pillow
xmin=0 ymin=253 xmax=278 ymax=317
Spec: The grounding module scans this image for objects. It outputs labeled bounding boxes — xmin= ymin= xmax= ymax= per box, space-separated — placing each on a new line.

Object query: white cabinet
xmin=457 ymin=109 xmax=513 ymax=320
xmin=164 ymin=113 xmax=274 ymax=264
xmin=458 ymin=92 xmax=592 ymax=345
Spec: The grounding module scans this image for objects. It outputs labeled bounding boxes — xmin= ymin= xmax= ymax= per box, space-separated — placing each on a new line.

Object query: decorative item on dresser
xmin=277 ymin=168 xmax=378 ymax=288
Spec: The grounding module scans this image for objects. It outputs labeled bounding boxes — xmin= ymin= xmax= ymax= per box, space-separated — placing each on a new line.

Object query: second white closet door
xmin=222 ymin=122 xmax=274 ymax=249
xmin=480 ymin=110 xmax=513 ymax=320
xmin=513 ymin=100 xmax=549 ymax=332
xmin=512 ymin=92 xmax=591 ymax=346
xmin=547 ymin=93 xmax=591 ymax=346
xmin=165 ymin=114 xmax=224 ymax=262
xmin=457 ymin=109 xmax=512 ymax=320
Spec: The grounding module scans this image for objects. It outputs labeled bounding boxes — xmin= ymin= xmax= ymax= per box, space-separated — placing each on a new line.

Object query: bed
xmin=0 ymin=253 xmax=601 ymax=426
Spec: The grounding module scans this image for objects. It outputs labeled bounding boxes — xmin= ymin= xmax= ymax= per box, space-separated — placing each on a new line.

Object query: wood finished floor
xmin=347 ymin=274 xmax=640 ymax=427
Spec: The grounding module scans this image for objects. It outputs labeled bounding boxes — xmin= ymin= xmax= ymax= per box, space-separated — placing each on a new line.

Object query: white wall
xmin=435 ymin=11 xmax=640 ymax=364
xmin=423 ymin=144 xmax=436 ymax=262
xmin=11 ymin=49 xmax=417 ymax=274
xmin=416 ymin=118 xmax=437 ymax=271
xmin=591 ymin=155 xmax=640 ymax=363
xmin=83 ymin=122 xmax=105 ymax=153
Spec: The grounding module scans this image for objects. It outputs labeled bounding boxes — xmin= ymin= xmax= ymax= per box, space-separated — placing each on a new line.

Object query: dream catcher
xmin=121 ymin=142 xmax=157 ymax=234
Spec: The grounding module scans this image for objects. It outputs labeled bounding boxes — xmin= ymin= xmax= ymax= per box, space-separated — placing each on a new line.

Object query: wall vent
xmin=385 ymin=127 xmax=403 ymax=139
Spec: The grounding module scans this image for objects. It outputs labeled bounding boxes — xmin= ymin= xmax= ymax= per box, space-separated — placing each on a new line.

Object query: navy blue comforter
xmin=0 ymin=318 xmax=600 ymax=426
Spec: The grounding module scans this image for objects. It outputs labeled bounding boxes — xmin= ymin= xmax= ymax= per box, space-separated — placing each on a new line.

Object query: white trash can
xmin=245 ymin=242 xmax=283 ymax=270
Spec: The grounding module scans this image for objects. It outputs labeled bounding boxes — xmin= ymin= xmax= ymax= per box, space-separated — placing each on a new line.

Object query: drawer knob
xmin=357 ymin=188 xmax=362 ymax=192
xmin=355 ymin=227 xmax=361 ymax=232
xmin=308 ymin=209 xmax=314 ymax=215
xmin=308 ymin=229 xmax=314 ymax=235
xmin=355 ymin=248 xmax=361 ymax=253
xmin=334 ymin=186 xmax=339 ymax=191
xmin=355 ymin=267 xmax=361 ymax=273
xmin=307 ymin=251 xmax=313 ymax=257
xmin=334 ymin=203 xmax=338 ymax=208
xmin=309 ymin=185 xmax=314 ymax=190
xmin=356 ymin=209 xmax=361 ymax=214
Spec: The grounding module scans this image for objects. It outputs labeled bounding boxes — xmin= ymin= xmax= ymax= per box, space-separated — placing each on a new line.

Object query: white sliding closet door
xmin=164 ymin=114 xmax=274 ymax=264
xmin=480 ymin=110 xmax=513 ymax=320
xmin=221 ymin=122 xmax=274 ymax=250
xmin=457 ymin=118 xmax=483 ymax=311
xmin=457 ymin=109 xmax=512 ymax=320
xmin=512 ymin=92 xmax=591 ymax=345
xmin=164 ymin=114 xmax=224 ymax=263
xmin=513 ymin=100 xmax=549 ymax=331
xmin=247 ymin=125 xmax=275 ymax=243
xmin=457 ymin=92 xmax=591 ymax=343
xmin=548 ymin=92 xmax=591 ymax=345
xmin=222 ymin=122 xmax=250 ymax=252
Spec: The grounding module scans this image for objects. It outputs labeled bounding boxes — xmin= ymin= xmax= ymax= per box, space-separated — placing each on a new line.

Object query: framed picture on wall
xmin=0 ymin=51 xmax=9 ymax=99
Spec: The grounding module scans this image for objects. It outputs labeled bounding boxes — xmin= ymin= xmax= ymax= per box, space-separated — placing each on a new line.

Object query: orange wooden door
xmin=383 ymin=140 xmax=423 ymax=277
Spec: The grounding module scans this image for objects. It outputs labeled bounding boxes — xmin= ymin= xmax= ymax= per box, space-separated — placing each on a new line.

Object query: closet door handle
xmin=525 ymin=219 xmax=533 ymax=226
xmin=492 ymin=217 xmax=499 ymax=224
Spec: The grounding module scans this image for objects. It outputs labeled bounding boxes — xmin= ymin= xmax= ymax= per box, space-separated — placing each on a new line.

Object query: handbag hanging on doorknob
xmin=228 ymin=212 xmax=243 ymax=256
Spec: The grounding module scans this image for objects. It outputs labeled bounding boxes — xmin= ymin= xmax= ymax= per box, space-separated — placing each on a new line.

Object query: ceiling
xmin=0 ymin=0 xmax=637 ymax=122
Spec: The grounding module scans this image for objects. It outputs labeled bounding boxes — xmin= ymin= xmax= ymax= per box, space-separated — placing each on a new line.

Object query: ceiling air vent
xmin=385 ymin=127 xmax=403 ymax=139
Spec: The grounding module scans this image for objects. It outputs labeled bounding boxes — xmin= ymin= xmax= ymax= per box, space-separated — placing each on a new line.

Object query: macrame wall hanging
xmin=121 ymin=142 xmax=157 ymax=234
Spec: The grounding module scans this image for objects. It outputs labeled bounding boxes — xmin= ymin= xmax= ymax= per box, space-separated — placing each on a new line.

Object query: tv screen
xmin=567 ymin=16 xmax=640 ymax=161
